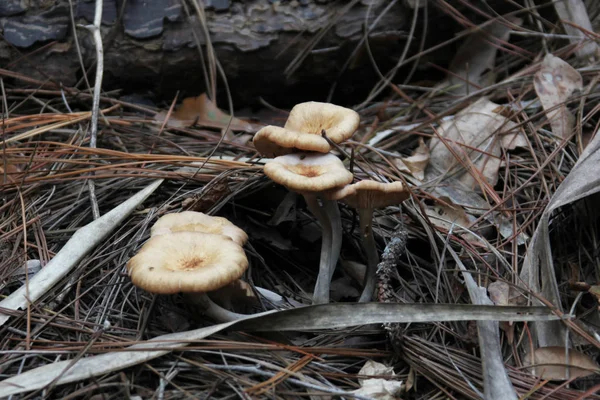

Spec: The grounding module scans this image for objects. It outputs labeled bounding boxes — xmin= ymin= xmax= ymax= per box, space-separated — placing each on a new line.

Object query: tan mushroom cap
xmin=264 ymin=152 xmax=353 ymax=193
xmin=253 ymin=125 xmax=331 ymax=157
xmin=252 ymin=102 xmax=360 ymax=157
xmin=127 ymin=232 xmax=248 ymax=294
xmin=151 ymin=211 xmax=248 ymax=246
xmin=285 ymin=102 xmax=360 ymax=144
xmin=327 ymin=180 xmax=409 ymax=209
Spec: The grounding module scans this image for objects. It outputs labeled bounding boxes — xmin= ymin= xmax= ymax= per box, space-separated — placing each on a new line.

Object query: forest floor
xmin=1 ymin=1 xmax=600 ymax=399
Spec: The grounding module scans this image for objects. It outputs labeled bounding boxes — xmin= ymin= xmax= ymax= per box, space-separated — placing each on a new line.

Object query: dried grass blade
xmin=521 ymin=129 xmax=600 ymax=347
xmin=444 ymin=239 xmax=517 ymax=400
xmin=0 ymin=179 xmax=164 ymax=327
xmin=0 ymin=303 xmax=559 ymax=397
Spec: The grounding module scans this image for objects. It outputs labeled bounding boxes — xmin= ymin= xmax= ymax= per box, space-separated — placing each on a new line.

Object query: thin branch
xmin=79 ymin=0 xmax=104 ymax=220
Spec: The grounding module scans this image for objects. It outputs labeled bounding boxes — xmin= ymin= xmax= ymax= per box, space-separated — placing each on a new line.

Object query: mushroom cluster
xmin=127 ymin=211 xmax=251 ymax=322
xmin=255 ymin=102 xmax=410 ymax=304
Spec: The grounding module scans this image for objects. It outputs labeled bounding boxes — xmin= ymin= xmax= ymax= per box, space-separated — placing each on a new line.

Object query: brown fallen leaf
xmin=533 ymin=54 xmax=583 ymax=140
xmin=525 ymin=347 xmax=599 ymax=380
xmin=0 ymin=162 xmax=22 ymax=183
xmin=428 ymin=98 xmax=526 ymax=189
xmin=424 ymin=196 xmax=485 ymax=245
xmin=488 ymin=280 xmax=527 ymax=344
xmin=155 ymin=93 xmax=258 ymax=132
xmin=488 ymin=281 xmax=527 ymax=307
xmin=425 ymin=196 xmax=472 ymax=230
xmin=394 ymin=138 xmax=430 ymax=180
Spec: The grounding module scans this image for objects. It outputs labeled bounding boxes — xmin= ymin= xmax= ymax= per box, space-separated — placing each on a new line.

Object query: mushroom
xmin=327 ymin=180 xmax=409 ymax=302
xmin=253 ymin=102 xmax=360 ymax=157
xmin=264 ymin=152 xmax=353 ymax=304
xmin=151 ymin=211 xmax=248 ymax=246
xmin=127 ymin=231 xmax=249 ymax=322
xmin=254 ymin=125 xmax=331 ymax=157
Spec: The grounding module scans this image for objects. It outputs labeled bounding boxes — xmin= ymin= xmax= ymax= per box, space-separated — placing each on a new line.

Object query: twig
xmin=79 ymin=0 xmax=104 ymax=220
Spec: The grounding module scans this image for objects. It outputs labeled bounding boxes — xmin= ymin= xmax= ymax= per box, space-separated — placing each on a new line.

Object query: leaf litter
xmin=1 ymin=2 xmax=600 ymax=399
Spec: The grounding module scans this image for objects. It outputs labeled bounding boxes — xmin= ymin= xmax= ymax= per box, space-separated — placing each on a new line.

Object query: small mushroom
xmin=327 ymin=180 xmax=409 ymax=302
xmin=253 ymin=102 xmax=359 ymax=157
xmin=285 ymin=102 xmax=360 ymax=145
xmin=254 ymin=125 xmax=331 ymax=157
xmin=264 ymin=152 xmax=353 ymax=304
xmin=151 ymin=211 xmax=248 ymax=246
xmin=127 ymin=232 xmax=249 ymax=322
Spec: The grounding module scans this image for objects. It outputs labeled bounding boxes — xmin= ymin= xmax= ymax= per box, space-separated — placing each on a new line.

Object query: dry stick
xmin=80 ymin=0 xmax=104 ymax=220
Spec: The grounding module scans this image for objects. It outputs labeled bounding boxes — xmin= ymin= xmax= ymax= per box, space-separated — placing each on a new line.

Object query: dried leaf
xmin=525 ymin=347 xmax=599 ymax=380
xmin=553 ymin=0 xmax=599 ymax=60
xmin=444 ymin=18 xmax=521 ymax=95
xmin=521 ymin=125 xmax=600 ymax=347
xmin=428 ymin=98 xmax=525 ymax=189
xmin=430 ymin=183 xmax=528 ymax=245
xmin=352 ymin=360 xmax=403 ymax=400
xmin=0 ymin=303 xmax=560 ymax=398
xmin=533 ymin=54 xmax=583 ymax=139
xmin=394 ymin=138 xmax=429 ymax=180
xmin=155 ymin=93 xmax=256 ymax=131
xmin=488 ymin=281 xmax=527 ymax=306
xmin=368 ymin=122 xmax=421 ymax=146
xmin=0 ymin=179 xmax=164 ymax=327
xmin=488 ymin=281 xmax=510 ymax=306
xmin=424 ymin=196 xmax=472 ymax=233
xmin=446 ymin=246 xmax=518 ymax=400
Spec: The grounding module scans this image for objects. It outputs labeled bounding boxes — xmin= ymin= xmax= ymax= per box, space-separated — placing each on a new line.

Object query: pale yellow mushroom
xmin=127 ymin=232 xmax=249 ymax=321
xmin=253 ymin=102 xmax=359 ymax=157
xmin=151 ymin=211 xmax=248 ymax=246
xmin=328 ymin=180 xmax=410 ymax=302
xmin=264 ymin=152 xmax=353 ymax=304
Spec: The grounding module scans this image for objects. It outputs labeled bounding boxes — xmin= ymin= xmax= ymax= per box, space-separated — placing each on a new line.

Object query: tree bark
xmin=0 ymin=0 xmax=408 ymax=106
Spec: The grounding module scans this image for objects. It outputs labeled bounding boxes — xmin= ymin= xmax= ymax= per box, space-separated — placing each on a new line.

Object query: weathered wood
xmin=0 ymin=0 xmax=408 ymax=105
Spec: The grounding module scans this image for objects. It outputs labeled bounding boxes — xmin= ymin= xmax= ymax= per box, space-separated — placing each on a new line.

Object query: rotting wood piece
xmin=0 ymin=0 xmax=407 ymax=105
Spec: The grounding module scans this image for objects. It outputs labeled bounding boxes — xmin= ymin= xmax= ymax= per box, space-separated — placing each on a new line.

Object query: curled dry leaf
xmin=525 ymin=347 xmax=599 ymax=380
xmin=488 ymin=281 xmax=527 ymax=306
xmin=394 ymin=138 xmax=430 ymax=180
xmin=424 ymin=196 xmax=481 ymax=242
xmin=520 ymin=121 xmax=600 ymax=348
xmin=154 ymin=93 xmax=257 ymax=132
xmin=533 ymin=54 xmax=583 ymax=140
xmin=353 ymin=360 xmax=404 ymax=400
xmin=428 ymin=98 xmax=526 ymax=189
xmin=0 ymin=162 xmax=22 ymax=183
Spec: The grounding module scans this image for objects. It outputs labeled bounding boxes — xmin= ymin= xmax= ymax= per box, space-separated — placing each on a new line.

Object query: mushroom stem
xmin=324 ymin=199 xmax=342 ymax=281
xmin=358 ymin=207 xmax=379 ymax=303
xmin=184 ymin=293 xmax=248 ymax=322
xmin=304 ymin=194 xmax=334 ymax=305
